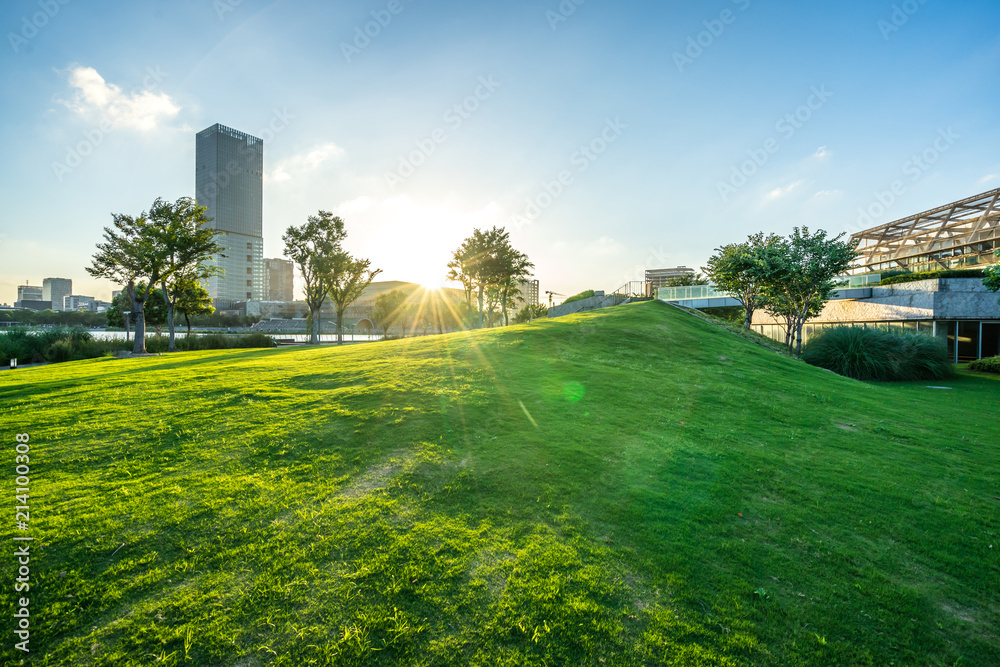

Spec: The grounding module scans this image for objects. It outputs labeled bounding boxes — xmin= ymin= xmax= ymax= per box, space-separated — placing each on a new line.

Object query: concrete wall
xmin=751 ymin=278 xmax=1000 ymax=326
xmin=547 ymin=294 xmax=626 ymax=318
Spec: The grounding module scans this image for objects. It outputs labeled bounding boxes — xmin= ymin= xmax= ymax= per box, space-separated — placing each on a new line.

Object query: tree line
xmin=703 ymin=227 xmax=858 ymax=354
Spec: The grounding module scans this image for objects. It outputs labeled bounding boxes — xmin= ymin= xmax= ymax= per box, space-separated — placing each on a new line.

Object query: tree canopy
xmin=283 ymin=211 xmax=346 ymax=344
xmin=447 ymin=227 xmax=534 ymax=328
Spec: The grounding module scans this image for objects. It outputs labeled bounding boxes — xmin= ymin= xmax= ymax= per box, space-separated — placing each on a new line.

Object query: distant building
xmin=517 ymin=279 xmax=539 ymax=306
xmin=63 ymin=295 xmax=97 ymax=312
xmin=195 ymin=123 xmax=264 ymax=308
xmin=42 ymin=278 xmax=72 ymax=312
xmin=264 ymin=258 xmax=295 ymax=302
xmin=645 ymin=267 xmax=695 ymax=290
xmin=15 ymin=285 xmax=42 ymax=309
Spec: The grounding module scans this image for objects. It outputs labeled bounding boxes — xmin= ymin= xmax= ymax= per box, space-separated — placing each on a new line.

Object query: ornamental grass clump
xmin=802 ymin=325 xmax=954 ymax=382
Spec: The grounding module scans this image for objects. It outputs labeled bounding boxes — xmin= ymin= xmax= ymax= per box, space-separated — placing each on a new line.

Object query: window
xmin=247 ymin=255 xmax=252 ymax=261
xmin=247 ymin=280 xmax=252 ymax=287
xmin=247 ymin=243 xmax=252 ymax=250
xmin=247 ymin=292 xmax=252 ymax=299
xmin=246 ymin=267 xmax=252 ymax=274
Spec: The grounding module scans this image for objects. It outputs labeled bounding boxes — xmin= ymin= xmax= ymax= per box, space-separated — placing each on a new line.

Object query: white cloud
xmin=814 ymin=146 xmax=830 ymax=159
xmin=59 ymin=66 xmax=179 ymax=132
xmin=978 ymin=173 xmax=999 ymax=184
xmin=812 ymin=189 xmax=843 ymax=198
xmin=268 ymin=142 xmax=345 ymax=182
xmin=764 ymin=180 xmax=805 ymax=201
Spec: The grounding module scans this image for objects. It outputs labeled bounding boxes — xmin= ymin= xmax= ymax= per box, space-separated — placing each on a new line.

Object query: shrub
xmin=878 ymin=269 xmax=985 ymax=286
xmin=969 ymin=356 xmax=1000 ymax=374
xmin=802 ymin=325 xmax=954 ymax=382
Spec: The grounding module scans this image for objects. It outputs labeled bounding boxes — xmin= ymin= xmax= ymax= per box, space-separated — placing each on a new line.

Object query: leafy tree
xmin=513 ymin=303 xmax=549 ymax=323
xmin=172 ymin=277 xmax=215 ymax=334
xmin=328 ymin=253 xmax=382 ymax=345
xmin=762 ymin=227 xmax=858 ymax=354
xmin=283 ymin=211 xmax=346 ymax=344
xmin=87 ymin=211 xmax=176 ymax=353
xmin=447 ymin=227 xmax=533 ymax=328
xmin=371 ymin=289 xmax=409 ymax=338
xmin=703 ymin=233 xmax=783 ymax=330
xmin=106 ymin=286 xmax=167 ymax=335
xmin=150 ymin=197 xmax=224 ymax=351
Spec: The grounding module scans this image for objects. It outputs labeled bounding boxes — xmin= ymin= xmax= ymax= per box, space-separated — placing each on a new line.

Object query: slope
xmin=0 ymin=301 xmax=997 ymax=666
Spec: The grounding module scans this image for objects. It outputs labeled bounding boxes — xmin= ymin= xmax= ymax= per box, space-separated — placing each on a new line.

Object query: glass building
xmin=195 ymin=124 xmax=264 ymax=308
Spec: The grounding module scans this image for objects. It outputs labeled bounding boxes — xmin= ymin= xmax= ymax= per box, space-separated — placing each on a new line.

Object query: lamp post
xmin=123 ymin=311 xmax=132 ymax=342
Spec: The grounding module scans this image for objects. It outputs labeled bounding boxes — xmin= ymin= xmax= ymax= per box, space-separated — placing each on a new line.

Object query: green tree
xmin=106 ymin=286 xmax=167 ymax=335
xmin=513 ymin=303 xmax=549 ymax=323
xmin=150 ymin=197 xmax=224 ymax=351
xmin=172 ymin=277 xmax=215 ymax=334
xmin=703 ymin=233 xmax=783 ymax=330
xmin=283 ymin=211 xmax=346 ymax=344
xmin=371 ymin=289 xmax=408 ymax=339
xmin=447 ymin=227 xmax=533 ymax=328
xmin=328 ymin=253 xmax=382 ymax=345
xmin=762 ymin=227 xmax=859 ymax=354
xmin=87 ymin=210 xmax=175 ymax=354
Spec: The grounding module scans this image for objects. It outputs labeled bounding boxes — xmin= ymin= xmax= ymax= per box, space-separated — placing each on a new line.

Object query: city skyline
xmin=2 ymin=0 xmax=1000 ymax=305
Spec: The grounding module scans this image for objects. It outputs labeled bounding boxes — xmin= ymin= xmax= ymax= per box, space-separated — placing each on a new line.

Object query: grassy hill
xmin=1 ymin=301 xmax=997 ymax=666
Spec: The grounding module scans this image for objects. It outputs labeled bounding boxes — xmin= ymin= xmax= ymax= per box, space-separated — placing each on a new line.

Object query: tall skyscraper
xmin=264 ymin=258 xmax=295 ymax=301
xmin=195 ymin=123 xmax=264 ymax=307
xmin=42 ymin=278 xmax=72 ymax=312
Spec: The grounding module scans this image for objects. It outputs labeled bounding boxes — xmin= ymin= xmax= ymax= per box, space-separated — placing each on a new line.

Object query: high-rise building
xmin=195 ymin=123 xmax=264 ymax=308
xmin=516 ymin=279 xmax=539 ymax=306
xmin=264 ymin=258 xmax=295 ymax=301
xmin=42 ymin=278 xmax=72 ymax=312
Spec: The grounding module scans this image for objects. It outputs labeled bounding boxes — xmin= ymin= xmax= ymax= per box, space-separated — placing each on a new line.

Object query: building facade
xmin=15 ymin=285 xmax=42 ymax=308
xmin=517 ymin=279 xmax=539 ymax=306
xmin=63 ymin=295 xmax=97 ymax=312
xmin=748 ymin=187 xmax=1000 ymax=361
xmin=264 ymin=258 xmax=295 ymax=302
xmin=42 ymin=278 xmax=72 ymax=312
xmin=195 ymin=124 xmax=264 ymax=308
xmin=645 ymin=267 xmax=696 ymax=290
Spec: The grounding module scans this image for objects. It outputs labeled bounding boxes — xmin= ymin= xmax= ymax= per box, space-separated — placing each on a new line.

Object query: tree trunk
xmin=162 ymin=286 xmax=176 ymax=352
xmin=476 ymin=286 xmax=484 ymax=329
xmin=336 ymin=309 xmax=344 ymax=345
xmin=184 ymin=312 xmax=192 ymax=335
xmin=128 ymin=283 xmax=146 ymax=354
xmin=309 ymin=306 xmax=320 ymax=345
xmin=501 ymin=286 xmax=509 ymax=327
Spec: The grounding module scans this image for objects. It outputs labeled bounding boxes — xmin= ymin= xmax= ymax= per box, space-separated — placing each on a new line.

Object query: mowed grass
xmin=1 ymin=300 xmax=998 ymax=666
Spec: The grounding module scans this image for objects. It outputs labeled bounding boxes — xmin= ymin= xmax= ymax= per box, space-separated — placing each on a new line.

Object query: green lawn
xmin=2 ymin=300 xmax=997 ymax=665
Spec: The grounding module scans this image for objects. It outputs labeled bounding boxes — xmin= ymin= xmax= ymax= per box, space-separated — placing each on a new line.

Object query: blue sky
xmin=2 ymin=0 xmax=999 ymax=303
